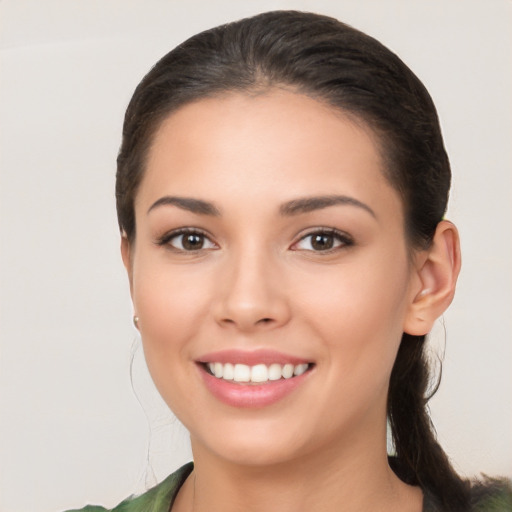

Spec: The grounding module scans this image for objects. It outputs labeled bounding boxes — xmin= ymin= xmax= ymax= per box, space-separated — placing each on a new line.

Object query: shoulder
xmin=423 ymin=477 xmax=512 ymax=512
xmin=469 ymin=476 xmax=512 ymax=512
xmin=63 ymin=462 xmax=194 ymax=512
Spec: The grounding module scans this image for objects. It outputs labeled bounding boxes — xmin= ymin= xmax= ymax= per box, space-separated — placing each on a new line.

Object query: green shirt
xmin=65 ymin=462 xmax=512 ymax=512
xmin=65 ymin=463 xmax=193 ymax=512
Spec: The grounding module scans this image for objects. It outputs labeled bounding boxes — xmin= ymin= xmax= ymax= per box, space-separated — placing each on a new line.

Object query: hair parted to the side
xmin=116 ymin=10 xmax=469 ymax=510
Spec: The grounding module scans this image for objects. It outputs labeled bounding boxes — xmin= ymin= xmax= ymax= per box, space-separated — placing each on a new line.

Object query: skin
xmin=122 ymin=90 xmax=460 ymax=512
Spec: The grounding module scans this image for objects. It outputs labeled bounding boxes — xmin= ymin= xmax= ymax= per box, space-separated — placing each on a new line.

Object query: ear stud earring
xmin=133 ymin=316 xmax=139 ymax=328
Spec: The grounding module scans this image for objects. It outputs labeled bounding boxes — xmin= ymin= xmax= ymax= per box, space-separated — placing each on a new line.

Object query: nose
xmin=212 ymin=247 xmax=291 ymax=332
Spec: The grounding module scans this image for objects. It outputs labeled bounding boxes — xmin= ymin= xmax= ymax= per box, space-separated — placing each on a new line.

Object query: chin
xmin=190 ymin=417 xmax=316 ymax=468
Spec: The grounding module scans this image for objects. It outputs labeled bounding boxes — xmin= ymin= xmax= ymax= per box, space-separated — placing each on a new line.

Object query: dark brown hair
xmin=116 ymin=11 xmax=469 ymax=510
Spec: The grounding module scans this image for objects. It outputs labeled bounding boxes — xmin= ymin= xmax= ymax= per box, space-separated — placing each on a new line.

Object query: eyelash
xmin=155 ymin=227 xmax=354 ymax=253
xmin=155 ymin=228 xmax=217 ymax=252
xmin=291 ymin=228 xmax=354 ymax=253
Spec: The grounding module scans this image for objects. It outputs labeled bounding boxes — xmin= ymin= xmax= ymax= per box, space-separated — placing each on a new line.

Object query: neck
xmin=174 ymin=426 xmax=422 ymax=512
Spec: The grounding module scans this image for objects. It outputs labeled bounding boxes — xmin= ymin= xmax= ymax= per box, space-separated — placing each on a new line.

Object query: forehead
xmin=139 ymin=90 xmax=401 ymax=220
xmin=149 ymin=90 xmax=383 ymax=164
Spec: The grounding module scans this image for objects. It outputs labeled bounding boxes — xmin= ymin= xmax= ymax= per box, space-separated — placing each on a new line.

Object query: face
xmin=125 ymin=90 xmax=422 ymax=467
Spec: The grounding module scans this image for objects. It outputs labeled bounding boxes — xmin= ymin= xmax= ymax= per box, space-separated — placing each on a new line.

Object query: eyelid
xmin=154 ymin=226 xmax=352 ymax=253
xmin=290 ymin=227 xmax=354 ymax=252
xmin=155 ymin=227 xmax=218 ymax=251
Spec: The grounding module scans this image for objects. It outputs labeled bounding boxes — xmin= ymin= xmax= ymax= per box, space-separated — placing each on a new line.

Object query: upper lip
xmin=196 ymin=349 xmax=312 ymax=366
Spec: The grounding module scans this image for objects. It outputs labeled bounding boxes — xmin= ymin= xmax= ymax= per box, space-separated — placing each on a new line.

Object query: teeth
xmin=251 ymin=364 xmax=268 ymax=383
xmin=214 ymin=362 xmax=223 ymax=378
xmin=223 ymin=363 xmax=234 ymax=380
xmin=294 ymin=363 xmax=308 ymax=376
xmin=282 ymin=363 xmax=294 ymax=379
xmin=268 ymin=363 xmax=282 ymax=381
xmin=206 ymin=362 xmax=310 ymax=383
xmin=234 ymin=364 xmax=251 ymax=382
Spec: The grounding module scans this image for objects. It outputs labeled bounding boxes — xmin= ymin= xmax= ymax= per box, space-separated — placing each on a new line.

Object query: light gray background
xmin=1 ymin=1 xmax=511 ymax=511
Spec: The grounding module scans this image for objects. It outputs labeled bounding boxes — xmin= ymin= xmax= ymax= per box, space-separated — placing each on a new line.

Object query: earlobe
xmin=404 ymin=220 xmax=461 ymax=336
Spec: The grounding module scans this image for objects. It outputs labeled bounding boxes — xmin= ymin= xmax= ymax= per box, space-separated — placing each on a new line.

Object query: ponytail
xmin=388 ymin=334 xmax=470 ymax=511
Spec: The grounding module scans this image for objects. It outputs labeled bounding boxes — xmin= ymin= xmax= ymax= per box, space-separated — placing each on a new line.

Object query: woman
xmin=69 ymin=10 xmax=511 ymax=512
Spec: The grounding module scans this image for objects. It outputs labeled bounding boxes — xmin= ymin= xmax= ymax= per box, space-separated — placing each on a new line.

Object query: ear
xmin=120 ymin=233 xmax=134 ymax=298
xmin=403 ymin=220 xmax=461 ymax=336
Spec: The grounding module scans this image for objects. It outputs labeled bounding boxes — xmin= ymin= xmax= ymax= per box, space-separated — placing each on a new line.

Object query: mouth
xmin=203 ymin=361 xmax=312 ymax=384
xmin=196 ymin=349 xmax=314 ymax=407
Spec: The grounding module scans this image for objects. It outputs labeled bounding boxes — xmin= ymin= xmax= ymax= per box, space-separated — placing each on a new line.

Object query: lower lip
xmin=198 ymin=365 xmax=312 ymax=408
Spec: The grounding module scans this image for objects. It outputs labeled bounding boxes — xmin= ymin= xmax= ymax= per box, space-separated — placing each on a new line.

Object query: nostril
xmin=219 ymin=316 xmax=275 ymax=329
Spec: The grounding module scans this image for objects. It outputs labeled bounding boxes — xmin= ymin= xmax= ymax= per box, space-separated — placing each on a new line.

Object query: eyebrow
xmin=147 ymin=194 xmax=375 ymax=219
xmin=147 ymin=196 xmax=221 ymax=216
xmin=279 ymin=195 xmax=376 ymax=218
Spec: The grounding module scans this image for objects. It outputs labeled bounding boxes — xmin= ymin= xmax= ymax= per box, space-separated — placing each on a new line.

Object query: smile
xmin=205 ymin=362 xmax=310 ymax=383
xmin=197 ymin=350 xmax=314 ymax=407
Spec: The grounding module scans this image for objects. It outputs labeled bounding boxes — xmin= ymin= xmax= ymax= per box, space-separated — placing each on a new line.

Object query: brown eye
xmin=311 ymin=233 xmax=335 ymax=250
xmin=181 ymin=233 xmax=205 ymax=250
xmin=292 ymin=229 xmax=353 ymax=252
xmin=159 ymin=229 xmax=217 ymax=251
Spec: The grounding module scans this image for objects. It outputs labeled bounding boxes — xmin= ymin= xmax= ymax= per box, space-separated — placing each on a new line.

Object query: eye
xmin=292 ymin=229 xmax=353 ymax=252
xmin=157 ymin=229 xmax=217 ymax=252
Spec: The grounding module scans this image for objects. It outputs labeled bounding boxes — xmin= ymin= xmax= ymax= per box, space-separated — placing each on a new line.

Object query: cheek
xmin=295 ymin=252 xmax=411 ymax=373
xmin=300 ymin=255 xmax=409 ymax=324
xmin=131 ymin=256 xmax=212 ymax=359
xmin=130 ymin=258 xmax=215 ymax=417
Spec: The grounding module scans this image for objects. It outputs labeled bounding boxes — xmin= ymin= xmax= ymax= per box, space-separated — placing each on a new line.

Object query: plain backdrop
xmin=0 ymin=1 xmax=511 ymax=511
